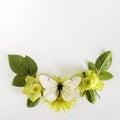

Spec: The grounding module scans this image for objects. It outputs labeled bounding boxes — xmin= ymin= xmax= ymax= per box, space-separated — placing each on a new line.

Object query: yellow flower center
xmin=31 ymin=83 xmax=41 ymax=93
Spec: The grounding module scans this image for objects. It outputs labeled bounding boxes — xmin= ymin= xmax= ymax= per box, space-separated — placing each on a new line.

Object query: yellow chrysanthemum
xmin=79 ymin=70 xmax=104 ymax=94
xmin=45 ymin=97 xmax=76 ymax=112
xmin=22 ymin=76 xmax=41 ymax=102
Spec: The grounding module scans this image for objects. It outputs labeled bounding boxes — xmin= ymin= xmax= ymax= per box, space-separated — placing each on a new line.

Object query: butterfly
xmin=39 ymin=75 xmax=81 ymax=102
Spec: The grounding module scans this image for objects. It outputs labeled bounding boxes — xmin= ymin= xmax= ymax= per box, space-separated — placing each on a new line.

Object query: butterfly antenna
xmin=71 ymin=77 xmax=73 ymax=81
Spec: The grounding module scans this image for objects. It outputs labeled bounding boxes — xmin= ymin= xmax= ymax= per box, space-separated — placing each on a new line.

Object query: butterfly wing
xmin=61 ymin=76 xmax=81 ymax=102
xmin=43 ymin=87 xmax=59 ymax=101
xmin=39 ymin=75 xmax=59 ymax=101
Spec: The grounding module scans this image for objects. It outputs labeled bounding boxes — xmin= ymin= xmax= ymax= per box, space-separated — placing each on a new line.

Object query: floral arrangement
xmin=8 ymin=50 xmax=113 ymax=112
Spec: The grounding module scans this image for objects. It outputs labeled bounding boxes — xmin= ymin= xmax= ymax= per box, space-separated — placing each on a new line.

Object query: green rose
xmin=79 ymin=70 xmax=104 ymax=93
xmin=22 ymin=76 xmax=41 ymax=102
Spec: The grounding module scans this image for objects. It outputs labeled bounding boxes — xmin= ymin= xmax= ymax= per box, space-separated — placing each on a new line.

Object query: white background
xmin=0 ymin=0 xmax=120 ymax=120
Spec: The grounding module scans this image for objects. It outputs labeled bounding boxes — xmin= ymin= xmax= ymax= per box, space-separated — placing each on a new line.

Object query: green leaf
xmin=88 ymin=62 xmax=98 ymax=73
xmin=25 ymin=56 xmax=38 ymax=74
xmin=95 ymin=91 xmax=100 ymax=99
xmin=8 ymin=55 xmax=29 ymax=75
xmin=85 ymin=90 xmax=97 ymax=104
xmin=12 ymin=75 xmax=26 ymax=87
xmin=27 ymin=98 xmax=40 ymax=108
xmin=82 ymin=90 xmax=87 ymax=96
xmin=98 ymin=71 xmax=113 ymax=80
xmin=95 ymin=51 xmax=112 ymax=73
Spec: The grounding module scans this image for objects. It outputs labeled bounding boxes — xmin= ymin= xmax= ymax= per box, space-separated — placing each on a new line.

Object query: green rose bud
xmin=79 ymin=70 xmax=104 ymax=93
xmin=22 ymin=76 xmax=41 ymax=102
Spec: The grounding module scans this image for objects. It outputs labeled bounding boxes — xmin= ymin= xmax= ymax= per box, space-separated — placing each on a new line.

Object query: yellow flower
xmin=22 ymin=76 xmax=41 ymax=102
xmin=45 ymin=97 xmax=76 ymax=112
xmin=79 ymin=70 xmax=104 ymax=93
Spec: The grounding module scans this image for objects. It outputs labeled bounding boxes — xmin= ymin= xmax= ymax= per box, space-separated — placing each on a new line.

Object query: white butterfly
xmin=39 ymin=75 xmax=81 ymax=102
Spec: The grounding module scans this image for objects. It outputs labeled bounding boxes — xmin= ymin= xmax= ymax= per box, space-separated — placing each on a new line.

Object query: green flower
xmin=22 ymin=76 xmax=41 ymax=102
xmin=79 ymin=70 xmax=104 ymax=93
xmin=45 ymin=97 xmax=76 ymax=112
